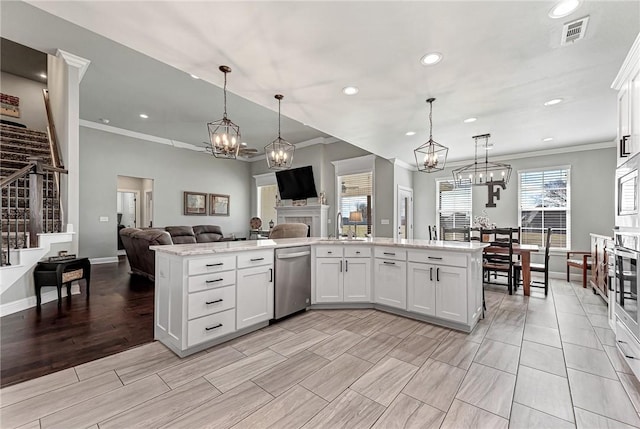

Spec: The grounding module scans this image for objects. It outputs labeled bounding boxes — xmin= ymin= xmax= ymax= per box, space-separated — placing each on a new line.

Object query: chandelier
xmin=206 ymin=65 xmax=240 ymax=159
xmin=414 ymin=98 xmax=448 ymax=173
xmin=265 ymin=94 xmax=295 ymax=170
xmin=452 ymin=133 xmax=512 ymax=187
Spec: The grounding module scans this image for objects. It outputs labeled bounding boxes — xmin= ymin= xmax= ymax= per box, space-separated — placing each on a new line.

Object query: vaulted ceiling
xmin=2 ymin=1 xmax=638 ymax=164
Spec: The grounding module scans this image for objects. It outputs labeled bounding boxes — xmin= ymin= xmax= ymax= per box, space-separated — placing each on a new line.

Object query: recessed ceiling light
xmin=463 ymin=117 xmax=477 ymax=123
xmin=139 ymin=113 xmax=149 ymax=119
xmin=99 ymin=118 xmax=110 ymax=124
xmin=420 ymin=52 xmax=442 ymax=66
xmin=39 ymin=73 xmax=47 ymax=79
xmin=544 ymin=98 xmax=563 ymax=106
xmin=342 ymin=86 xmax=359 ymax=95
xmin=406 ymin=131 xmax=416 ymax=136
xmin=543 ymin=137 xmax=554 ymax=142
xmin=190 ymin=74 xmax=199 ymax=79
xmin=549 ymin=0 xmax=580 ymax=18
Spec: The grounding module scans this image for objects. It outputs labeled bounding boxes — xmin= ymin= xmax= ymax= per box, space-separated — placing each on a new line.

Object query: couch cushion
xmin=193 ymin=225 xmax=224 ymax=243
xmin=165 ymin=226 xmax=197 ymax=244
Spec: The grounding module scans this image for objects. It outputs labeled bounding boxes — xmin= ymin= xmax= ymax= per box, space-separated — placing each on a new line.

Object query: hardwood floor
xmin=2 ymin=278 xmax=640 ymax=428
xmin=0 ymin=257 xmax=155 ymax=387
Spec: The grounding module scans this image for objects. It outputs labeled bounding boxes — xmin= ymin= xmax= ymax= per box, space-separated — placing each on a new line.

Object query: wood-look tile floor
xmin=2 ymin=279 xmax=640 ymax=429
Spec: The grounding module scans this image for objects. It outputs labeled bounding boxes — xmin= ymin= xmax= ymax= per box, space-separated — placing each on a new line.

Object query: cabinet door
xmin=374 ymin=259 xmax=407 ymax=309
xmin=630 ymin=66 xmax=640 ymax=159
xmin=407 ymin=262 xmax=436 ymax=316
xmin=237 ymin=265 xmax=273 ymax=330
xmin=315 ymin=258 xmax=343 ymax=302
xmin=344 ymin=258 xmax=371 ymax=302
xmin=435 ymin=265 xmax=467 ymax=323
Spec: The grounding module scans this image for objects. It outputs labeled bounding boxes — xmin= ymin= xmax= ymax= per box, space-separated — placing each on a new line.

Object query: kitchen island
xmin=152 ymin=237 xmax=487 ymax=357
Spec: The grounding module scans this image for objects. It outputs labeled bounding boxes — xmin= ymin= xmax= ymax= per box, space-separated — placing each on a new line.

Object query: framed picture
xmin=209 ymin=194 xmax=230 ymax=216
xmin=183 ymin=191 xmax=207 ymax=215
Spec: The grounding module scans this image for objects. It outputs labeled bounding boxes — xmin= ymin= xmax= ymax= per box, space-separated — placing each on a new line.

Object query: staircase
xmin=1 ymin=123 xmax=72 ymax=294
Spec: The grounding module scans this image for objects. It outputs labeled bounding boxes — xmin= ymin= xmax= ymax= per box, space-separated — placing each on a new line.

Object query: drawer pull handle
xmin=383 ymin=261 xmax=396 ymax=265
xmin=250 ymin=257 xmax=265 ymax=261
xmin=428 ymin=256 xmax=443 ymax=260
xmin=205 ymin=323 xmax=223 ymax=331
xmin=383 ymin=252 xmax=396 ymax=256
xmin=206 ymin=278 xmax=224 ymax=283
xmin=355 ymin=251 xmax=361 ymax=254
xmin=327 ymin=251 xmax=333 ymax=254
xmin=206 ymin=299 xmax=223 ymax=305
xmin=206 ymin=263 xmax=224 ymax=267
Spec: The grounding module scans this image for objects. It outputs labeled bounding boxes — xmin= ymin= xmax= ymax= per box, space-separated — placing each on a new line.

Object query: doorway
xmin=117 ymin=175 xmax=154 ymax=252
xmin=397 ymin=186 xmax=413 ymax=240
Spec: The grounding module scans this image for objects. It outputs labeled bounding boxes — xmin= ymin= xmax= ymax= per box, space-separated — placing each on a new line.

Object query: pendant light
xmin=414 ymin=98 xmax=448 ymax=173
xmin=265 ymin=94 xmax=295 ymax=170
xmin=206 ymin=65 xmax=240 ymax=159
xmin=452 ymin=133 xmax=513 ymax=187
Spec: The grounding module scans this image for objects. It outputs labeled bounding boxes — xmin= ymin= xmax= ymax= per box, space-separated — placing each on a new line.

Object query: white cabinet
xmin=407 ymin=251 xmax=469 ymax=324
xmin=237 ymin=252 xmax=274 ymax=330
xmin=407 ymin=262 xmax=436 ymax=316
xmin=374 ymin=257 xmax=407 ymax=310
xmin=314 ymin=245 xmax=371 ymax=303
xmin=435 ymin=265 xmax=468 ymax=324
xmin=614 ymin=34 xmax=640 ymax=165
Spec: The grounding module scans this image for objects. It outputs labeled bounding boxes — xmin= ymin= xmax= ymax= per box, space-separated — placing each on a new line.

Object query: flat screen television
xmin=276 ymin=166 xmax=318 ymax=200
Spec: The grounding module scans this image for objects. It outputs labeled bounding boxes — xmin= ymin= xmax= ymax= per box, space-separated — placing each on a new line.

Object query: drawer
xmin=344 ymin=246 xmax=371 ymax=258
xmin=315 ymin=245 xmax=344 ymax=258
xmin=187 ymin=308 xmax=236 ymax=347
xmin=374 ymin=246 xmax=406 ymax=261
xmin=237 ymin=250 xmax=274 ymax=268
xmin=188 ymin=285 xmax=236 ymax=320
xmin=188 ymin=270 xmax=236 ymax=293
xmin=407 ymin=250 xmax=467 ymax=268
xmin=188 ymin=255 xmax=236 ymax=276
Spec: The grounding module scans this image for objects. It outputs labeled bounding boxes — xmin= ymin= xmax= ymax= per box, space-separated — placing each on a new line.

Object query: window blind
xmin=519 ymin=168 xmax=570 ymax=248
xmin=437 ymin=180 xmax=472 ymax=231
xmin=339 ymin=172 xmax=372 ymax=236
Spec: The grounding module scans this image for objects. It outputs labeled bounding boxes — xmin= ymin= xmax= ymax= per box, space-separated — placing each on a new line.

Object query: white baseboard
xmin=89 ymin=257 xmax=119 ymax=264
xmin=0 ymin=284 xmax=81 ymax=317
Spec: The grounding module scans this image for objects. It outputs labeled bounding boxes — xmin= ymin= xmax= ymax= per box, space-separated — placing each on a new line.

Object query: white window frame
xmin=517 ymin=165 xmax=571 ymax=251
xmin=332 ymin=155 xmax=376 ymax=237
xmin=435 ymin=179 xmax=472 ymax=235
xmin=254 ymin=172 xmax=277 ymax=218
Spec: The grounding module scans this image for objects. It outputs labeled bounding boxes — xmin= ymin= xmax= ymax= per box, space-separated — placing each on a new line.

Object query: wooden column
xmin=28 ymin=157 xmax=44 ymax=248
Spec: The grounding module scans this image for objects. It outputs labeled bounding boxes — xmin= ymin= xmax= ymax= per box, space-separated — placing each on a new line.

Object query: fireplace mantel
xmin=275 ymin=204 xmax=329 ymax=237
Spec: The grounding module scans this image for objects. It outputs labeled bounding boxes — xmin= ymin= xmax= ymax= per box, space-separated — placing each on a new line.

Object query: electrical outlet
xmin=99 ymin=216 xmax=109 ymax=222
xmin=381 ymin=219 xmax=389 ymax=225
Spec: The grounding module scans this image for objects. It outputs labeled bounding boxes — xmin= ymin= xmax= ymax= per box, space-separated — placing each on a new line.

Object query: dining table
xmin=483 ymin=243 xmax=540 ymax=296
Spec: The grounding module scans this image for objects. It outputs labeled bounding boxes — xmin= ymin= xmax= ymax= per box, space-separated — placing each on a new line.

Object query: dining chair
xmin=514 ymin=228 xmax=552 ymax=295
xmin=482 ymin=228 xmax=516 ymax=295
xmin=428 ymin=225 xmax=438 ymax=240
xmin=470 ymin=227 xmax=482 ymax=242
xmin=442 ymin=227 xmax=471 ymax=242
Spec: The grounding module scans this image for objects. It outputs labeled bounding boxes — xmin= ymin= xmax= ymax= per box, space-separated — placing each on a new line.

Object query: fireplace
xmin=275 ymin=204 xmax=329 ymax=237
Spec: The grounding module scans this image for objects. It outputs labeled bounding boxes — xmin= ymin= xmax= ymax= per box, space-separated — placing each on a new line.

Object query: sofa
xmin=120 ymin=225 xmax=230 ymax=281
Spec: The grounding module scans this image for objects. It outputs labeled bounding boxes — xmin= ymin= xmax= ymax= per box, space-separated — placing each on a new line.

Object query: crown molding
xmin=612 ymin=32 xmax=640 ymax=90
xmin=55 ymin=49 xmax=91 ymax=82
xmin=388 ymin=157 xmax=416 ymax=171
xmin=246 ymin=136 xmax=340 ymax=162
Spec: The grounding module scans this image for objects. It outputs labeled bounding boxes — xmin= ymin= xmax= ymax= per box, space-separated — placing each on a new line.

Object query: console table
xmin=33 ymin=257 xmax=91 ymax=307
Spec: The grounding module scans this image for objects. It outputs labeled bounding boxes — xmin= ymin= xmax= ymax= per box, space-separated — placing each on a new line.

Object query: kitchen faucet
xmin=336 ymin=212 xmax=342 ymax=237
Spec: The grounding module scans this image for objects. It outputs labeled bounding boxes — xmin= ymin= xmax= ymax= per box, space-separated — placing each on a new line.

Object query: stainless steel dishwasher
xmin=274 ymin=246 xmax=311 ymax=319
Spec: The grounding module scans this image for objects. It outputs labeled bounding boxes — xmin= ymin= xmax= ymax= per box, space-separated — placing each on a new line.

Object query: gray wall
xmin=413 ymin=146 xmax=617 ymax=273
xmin=79 ymin=127 xmax=251 ymax=258
xmin=0 ymin=71 xmax=48 ymax=131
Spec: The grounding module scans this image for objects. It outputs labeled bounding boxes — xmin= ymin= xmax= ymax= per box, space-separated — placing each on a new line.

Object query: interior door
xmin=117 ymin=191 xmax=137 ymax=228
xmin=397 ymin=186 xmax=414 ymax=239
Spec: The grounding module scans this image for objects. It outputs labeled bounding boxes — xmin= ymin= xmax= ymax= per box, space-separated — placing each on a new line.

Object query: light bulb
xmin=283 ymin=153 xmax=287 ymax=160
xmin=215 ymin=135 xmax=221 ymax=144
xmin=231 ymin=137 xmax=236 ymax=145
xmin=501 ymin=171 xmax=505 ymax=176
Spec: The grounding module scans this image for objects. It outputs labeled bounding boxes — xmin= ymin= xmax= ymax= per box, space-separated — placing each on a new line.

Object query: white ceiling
xmin=3 ymin=1 xmax=640 ymax=164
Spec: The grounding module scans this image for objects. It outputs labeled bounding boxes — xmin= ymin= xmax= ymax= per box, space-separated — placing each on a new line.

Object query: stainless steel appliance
xmin=615 ymin=154 xmax=639 ymax=230
xmin=614 ymin=231 xmax=640 ymax=339
xmin=274 ymin=246 xmax=311 ymax=319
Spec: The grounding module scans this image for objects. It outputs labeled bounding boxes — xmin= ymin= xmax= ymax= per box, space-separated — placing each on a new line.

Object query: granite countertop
xmin=151 ymin=237 xmax=488 ymax=256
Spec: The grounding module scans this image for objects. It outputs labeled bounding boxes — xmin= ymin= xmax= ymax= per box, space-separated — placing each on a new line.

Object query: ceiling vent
xmin=561 ymin=16 xmax=589 ymax=45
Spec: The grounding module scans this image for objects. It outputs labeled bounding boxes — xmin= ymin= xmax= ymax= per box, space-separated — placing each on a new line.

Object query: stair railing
xmin=1 ymin=157 xmax=67 ymax=266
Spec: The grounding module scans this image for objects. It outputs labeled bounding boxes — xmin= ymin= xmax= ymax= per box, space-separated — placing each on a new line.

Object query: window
xmin=518 ymin=167 xmax=570 ymax=249
xmin=437 ymin=180 xmax=472 ymax=233
xmin=257 ymin=184 xmax=278 ymax=226
xmin=338 ymin=172 xmax=372 ymax=237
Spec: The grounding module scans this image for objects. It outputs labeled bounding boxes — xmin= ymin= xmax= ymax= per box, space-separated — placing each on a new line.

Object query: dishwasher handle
xmin=276 ymin=251 xmax=311 ymax=259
